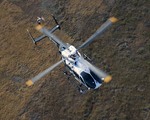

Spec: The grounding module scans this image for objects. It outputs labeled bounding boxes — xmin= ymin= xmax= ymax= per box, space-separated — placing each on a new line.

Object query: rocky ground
xmin=0 ymin=0 xmax=150 ymax=120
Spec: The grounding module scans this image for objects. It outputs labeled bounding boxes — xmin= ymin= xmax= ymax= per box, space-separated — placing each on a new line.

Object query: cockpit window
xmin=73 ymin=71 xmax=79 ymax=78
xmin=81 ymin=71 xmax=96 ymax=89
xmin=90 ymin=70 xmax=102 ymax=83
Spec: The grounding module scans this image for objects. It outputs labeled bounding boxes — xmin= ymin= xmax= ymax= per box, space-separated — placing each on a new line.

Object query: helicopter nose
xmin=86 ymin=80 xmax=96 ymax=89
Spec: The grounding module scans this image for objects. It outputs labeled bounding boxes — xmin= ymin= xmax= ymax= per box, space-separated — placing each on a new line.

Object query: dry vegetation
xmin=0 ymin=0 xmax=150 ymax=120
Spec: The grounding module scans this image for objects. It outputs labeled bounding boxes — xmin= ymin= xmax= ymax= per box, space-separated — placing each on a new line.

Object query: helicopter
xmin=26 ymin=14 xmax=117 ymax=93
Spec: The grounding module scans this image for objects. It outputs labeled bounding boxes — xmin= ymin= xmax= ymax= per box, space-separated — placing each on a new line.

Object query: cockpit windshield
xmin=81 ymin=71 xmax=96 ymax=89
xmin=90 ymin=70 xmax=102 ymax=83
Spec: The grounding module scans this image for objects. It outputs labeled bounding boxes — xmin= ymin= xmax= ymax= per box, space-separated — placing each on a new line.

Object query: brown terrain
xmin=0 ymin=0 xmax=150 ymax=120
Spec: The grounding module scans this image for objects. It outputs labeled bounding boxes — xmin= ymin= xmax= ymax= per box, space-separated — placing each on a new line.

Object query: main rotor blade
xmin=79 ymin=57 xmax=112 ymax=83
xmin=36 ymin=24 xmax=67 ymax=48
xmin=26 ymin=59 xmax=64 ymax=86
xmin=78 ymin=17 xmax=118 ymax=50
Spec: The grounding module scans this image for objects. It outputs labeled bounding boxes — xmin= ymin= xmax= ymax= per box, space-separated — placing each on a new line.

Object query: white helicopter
xmin=26 ymin=15 xmax=117 ymax=93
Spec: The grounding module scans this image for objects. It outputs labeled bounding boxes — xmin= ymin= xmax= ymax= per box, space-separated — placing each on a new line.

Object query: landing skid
xmin=63 ymin=70 xmax=85 ymax=94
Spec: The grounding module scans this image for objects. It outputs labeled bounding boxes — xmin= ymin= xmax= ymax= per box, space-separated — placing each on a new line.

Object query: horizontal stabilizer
xmin=27 ymin=25 xmax=60 ymax=44
xmin=36 ymin=24 xmax=67 ymax=48
xmin=34 ymin=25 xmax=60 ymax=43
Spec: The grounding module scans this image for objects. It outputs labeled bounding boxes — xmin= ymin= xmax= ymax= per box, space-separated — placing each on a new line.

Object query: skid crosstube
xmin=63 ymin=70 xmax=85 ymax=94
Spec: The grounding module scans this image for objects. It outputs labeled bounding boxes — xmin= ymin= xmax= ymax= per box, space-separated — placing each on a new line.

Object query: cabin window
xmin=80 ymin=77 xmax=84 ymax=83
xmin=73 ymin=71 xmax=79 ymax=78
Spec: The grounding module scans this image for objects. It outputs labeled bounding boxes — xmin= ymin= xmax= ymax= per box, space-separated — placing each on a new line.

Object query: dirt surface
xmin=0 ymin=0 xmax=150 ymax=120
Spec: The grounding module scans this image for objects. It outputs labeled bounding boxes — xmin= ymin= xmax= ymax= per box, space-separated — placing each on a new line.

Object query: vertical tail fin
xmin=27 ymin=30 xmax=36 ymax=45
xmin=51 ymin=14 xmax=61 ymax=30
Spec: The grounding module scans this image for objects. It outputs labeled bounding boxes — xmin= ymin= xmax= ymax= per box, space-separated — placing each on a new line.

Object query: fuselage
xmin=59 ymin=44 xmax=102 ymax=89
